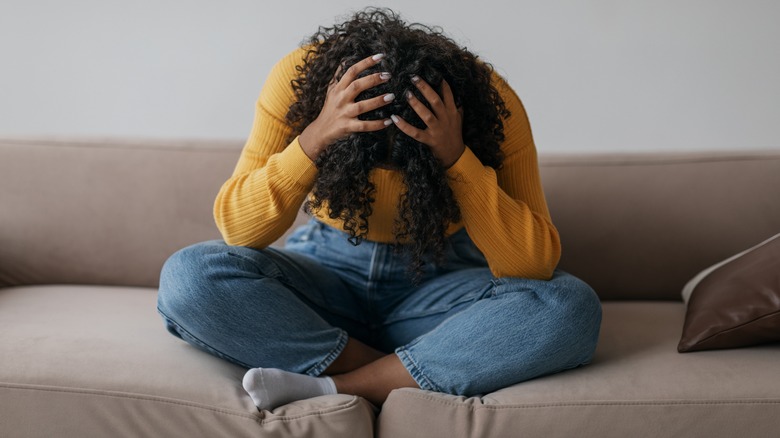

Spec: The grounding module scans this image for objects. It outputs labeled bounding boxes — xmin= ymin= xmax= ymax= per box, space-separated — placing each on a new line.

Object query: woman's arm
xmin=213 ymin=49 xmax=318 ymax=247
xmin=214 ymin=49 xmax=395 ymax=247
xmin=393 ymin=72 xmax=560 ymax=279
xmin=447 ymin=75 xmax=560 ymax=280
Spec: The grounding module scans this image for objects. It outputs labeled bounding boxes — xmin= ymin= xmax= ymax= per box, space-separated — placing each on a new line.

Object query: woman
xmin=158 ymin=8 xmax=602 ymax=411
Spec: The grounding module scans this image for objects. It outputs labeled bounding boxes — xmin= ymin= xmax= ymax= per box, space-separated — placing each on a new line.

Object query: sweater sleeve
xmin=446 ymin=73 xmax=561 ymax=280
xmin=214 ymin=49 xmax=317 ymax=247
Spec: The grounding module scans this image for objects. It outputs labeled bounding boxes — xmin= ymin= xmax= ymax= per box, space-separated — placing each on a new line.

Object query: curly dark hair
xmin=286 ymin=8 xmax=510 ymax=280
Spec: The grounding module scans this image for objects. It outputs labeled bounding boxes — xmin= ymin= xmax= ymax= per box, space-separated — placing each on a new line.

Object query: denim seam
xmin=395 ymin=345 xmax=442 ymax=393
xmin=365 ymin=242 xmax=383 ymax=323
xmin=157 ymin=307 xmax=253 ymax=369
xmin=225 ymin=250 xmax=284 ymax=280
xmin=305 ymin=328 xmax=348 ymax=377
xmin=488 ymin=278 xmax=507 ymax=297
xmin=228 ymin=246 xmax=361 ymax=324
xmin=382 ymin=294 xmax=479 ymax=325
xmin=280 ymin=272 xmax=370 ymax=325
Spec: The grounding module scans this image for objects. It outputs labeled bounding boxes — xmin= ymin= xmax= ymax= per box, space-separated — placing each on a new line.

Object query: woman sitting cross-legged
xmin=157 ymin=8 xmax=602 ymax=411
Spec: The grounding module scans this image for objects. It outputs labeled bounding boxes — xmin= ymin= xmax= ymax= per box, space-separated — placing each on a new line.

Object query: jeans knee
xmin=504 ymin=272 xmax=602 ymax=365
xmin=157 ymin=240 xmax=224 ymax=321
xmin=554 ymin=273 xmax=602 ymax=363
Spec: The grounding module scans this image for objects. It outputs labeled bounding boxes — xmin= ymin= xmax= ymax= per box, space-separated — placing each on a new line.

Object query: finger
xmin=411 ymin=75 xmax=445 ymax=115
xmin=329 ymin=64 xmax=344 ymax=88
xmin=391 ymin=114 xmax=427 ymax=142
xmin=349 ymin=118 xmax=393 ymax=133
xmin=339 ymin=53 xmax=385 ymax=88
xmin=405 ymin=90 xmax=436 ymax=126
xmin=349 ymin=92 xmax=396 ymax=117
xmin=345 ymin=71 xmax=392 ymax=100
xmin=441 ymin=80 xmax=457 ymax=114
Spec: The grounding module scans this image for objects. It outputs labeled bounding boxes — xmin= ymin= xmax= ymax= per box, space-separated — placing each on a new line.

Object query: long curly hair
xmin=286 ymin=8 xmax=510 ymax=280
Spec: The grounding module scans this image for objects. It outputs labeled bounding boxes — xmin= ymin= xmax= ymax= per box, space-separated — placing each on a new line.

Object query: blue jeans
xmin=157 ymin=219 xmax=601 ymax=396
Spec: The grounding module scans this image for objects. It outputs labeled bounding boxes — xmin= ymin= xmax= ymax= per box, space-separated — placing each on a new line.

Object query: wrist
xmin=298 ymin=123 xmax=325 ymax=161
xmin=442 ymin=143 xmax=466 ymax=169
xmin=298 ymin=125 xmax=320 ymax=161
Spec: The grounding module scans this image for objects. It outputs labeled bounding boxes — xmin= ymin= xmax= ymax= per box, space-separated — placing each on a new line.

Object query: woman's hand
xmin=298 ymin=53 xmax=395 ymax=161
xmin=391 ymin=77 xmax=466 ymax=168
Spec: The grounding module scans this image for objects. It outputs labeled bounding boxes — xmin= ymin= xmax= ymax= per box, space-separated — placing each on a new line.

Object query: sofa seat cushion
xmin=0 ymin=285 xmax=375 ymax=438
xmin=378 ymin=301 xmax=780 ymax=438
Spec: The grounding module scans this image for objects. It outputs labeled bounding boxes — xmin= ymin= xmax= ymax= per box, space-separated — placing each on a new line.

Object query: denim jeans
xmin=157 ymin=219 xmax=602 ymax=396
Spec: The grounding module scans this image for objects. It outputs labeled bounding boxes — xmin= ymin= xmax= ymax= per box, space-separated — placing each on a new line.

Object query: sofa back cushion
xmin=540 ymin=151 xmax=780 ymax=300
xmin=2 ymin=138 xmax=779 ymax=300
xmin=0 ymin=138 xmax=235 ymax=288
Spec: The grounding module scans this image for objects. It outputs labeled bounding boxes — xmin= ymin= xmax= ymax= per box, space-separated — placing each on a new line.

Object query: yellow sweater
xmin=214 ymin=48 xmax=560 ymax=280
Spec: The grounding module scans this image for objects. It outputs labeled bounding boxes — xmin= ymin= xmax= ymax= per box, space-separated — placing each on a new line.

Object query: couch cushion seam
xmin=0 ymin=382 xmax=364 ymax=424
xmin=539 ymin=155 xmax=780 ymax=167
xmin=0 ymin=138 xmax=242 ymax=153
xmin=397 ymin=392 xmax=780 ymax=410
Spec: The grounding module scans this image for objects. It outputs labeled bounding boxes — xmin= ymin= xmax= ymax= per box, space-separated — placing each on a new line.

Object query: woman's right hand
xmin=298 ymin=53 xmax=396 ymax=161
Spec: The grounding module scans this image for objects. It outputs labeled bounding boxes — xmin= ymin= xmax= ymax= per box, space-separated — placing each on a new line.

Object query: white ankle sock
xmin=242 ymin=368 xmax=337 ymax=410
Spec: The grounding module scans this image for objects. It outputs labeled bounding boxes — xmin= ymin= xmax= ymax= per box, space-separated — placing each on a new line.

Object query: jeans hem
xmin=306 ymin=328 xmax=349 ymax=377
xmin=395 ymin=346 xmax=443 ymax=393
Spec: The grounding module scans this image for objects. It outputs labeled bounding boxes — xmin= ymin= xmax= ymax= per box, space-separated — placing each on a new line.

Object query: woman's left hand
xmin=391 ymin=77 xmax=466 ymax=168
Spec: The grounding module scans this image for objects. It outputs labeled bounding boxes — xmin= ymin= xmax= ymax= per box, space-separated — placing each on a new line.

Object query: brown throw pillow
xmin=678 ymin=232 xmax=780 ymax=353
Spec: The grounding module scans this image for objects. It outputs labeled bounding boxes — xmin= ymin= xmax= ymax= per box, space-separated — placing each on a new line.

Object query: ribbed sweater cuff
xmin=446 ymin=147 xmax=487 ymax=198
xmin=277 ymin=136 xmax=317 ymax=189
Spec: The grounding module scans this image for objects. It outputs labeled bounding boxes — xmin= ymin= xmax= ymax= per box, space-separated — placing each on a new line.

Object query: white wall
xmin=1 ymin=0 xmax=778 ymax=153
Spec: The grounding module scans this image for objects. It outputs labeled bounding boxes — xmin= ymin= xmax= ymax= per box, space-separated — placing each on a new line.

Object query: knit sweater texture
xmin=214 ymin=48 xmax=560 ymax=280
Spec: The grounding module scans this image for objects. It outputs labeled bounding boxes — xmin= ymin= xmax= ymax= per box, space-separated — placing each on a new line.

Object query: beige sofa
xmin=1 ymin=137 xmax=779 ymax=437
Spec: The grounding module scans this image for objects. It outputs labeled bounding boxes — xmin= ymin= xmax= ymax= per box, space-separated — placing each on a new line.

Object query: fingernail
xmin=411 ymin=75 xmax=420 ymax=83
xmin=384 ymin=119 xmax=393 ymax=126
xmin=405 ymin=90 xmax=414 ymax=100
xmin=383 ymin=93 xmax=395 ymax=102
xmin=372 ymin=53 xmax=385 ymax=62
xmin=391 ymin=115 xmax=400 ymax=124
xmin=379 ymin=72 xmax=392 ymax=80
